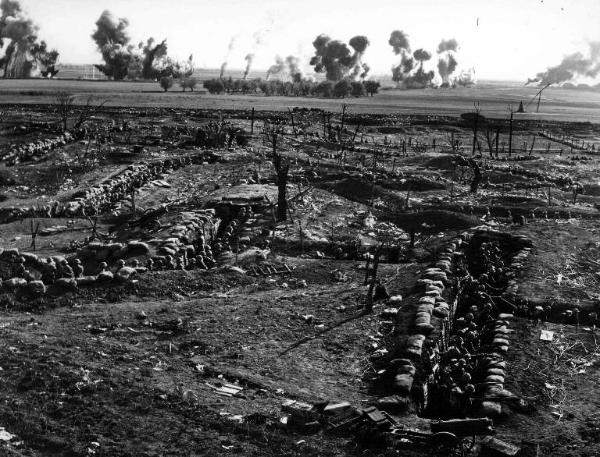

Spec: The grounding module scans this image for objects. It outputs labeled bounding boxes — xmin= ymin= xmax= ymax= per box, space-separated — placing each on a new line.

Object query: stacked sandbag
xmin=391 ymin=359 xmax=417 ymax=396
xmin=502 ymin=246 xmax=532 ymax=301
xmin=480 ymin=315 xmax=514 ymax=417
xmin=2 ymin=131 xmax=77 ymax=166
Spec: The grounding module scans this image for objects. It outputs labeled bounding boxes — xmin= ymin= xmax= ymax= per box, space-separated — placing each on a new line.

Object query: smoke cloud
xmin=528 ymin=42 xmax=600 ymax=86
xmin=388 ymin=30 xmax=410 ymax=55
xmin=437 ymin=38 xmax=459 ymax=86
xmin=390 ymin=31 xmax=468 ymax=89
xmin=309 ymin=33 xmax=370 ymax=81
xmin=92 ymin=10 xmax=189 ymax=80
xmin=437 ymin=38 xmax=458 ymax=54
xmin=0 ymin=0 xmax=59 ymax=78
xmin=266 ymin=54 xmax=304 ymax=82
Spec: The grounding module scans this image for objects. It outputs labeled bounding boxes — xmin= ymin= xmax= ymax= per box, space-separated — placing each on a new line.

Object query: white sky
xmin=17 ymin=0 xmax=600 ymax=81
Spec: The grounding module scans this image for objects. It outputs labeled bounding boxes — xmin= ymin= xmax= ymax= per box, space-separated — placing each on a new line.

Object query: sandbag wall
xmin=375 ymin=233 xmax=468 ymax=414
xmin=0 ymin=154 xmax=203 ymax=223
xmin=1 ymin=131 xmax=81 ymax=166
xmin=0 ymin=209 xmax=221 ymax=298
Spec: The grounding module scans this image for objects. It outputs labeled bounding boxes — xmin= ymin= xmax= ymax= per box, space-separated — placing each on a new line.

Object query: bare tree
xmin=270 ymin=133 xmax=290 ymax=222
xmin=55 ymin=91 xmax=75 ymax=132
xmin=30 ymin=220 xmax=40 ymax=251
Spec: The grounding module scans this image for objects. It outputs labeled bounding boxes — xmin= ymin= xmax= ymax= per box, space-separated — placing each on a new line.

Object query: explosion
xmin=390 ymin=31 xmax=467 ymax=89
xmin=92 ymin=10 xmax=191 ymax=80
xmin=437 ymin=38 xmax=459 ymax=87
xmin=266 ymin=55 xmax=304 ymax=81
xmin=0 ymin=0 xmax=59 ymax=78
xmin=309 ymin=33 xmax=370 ymax=81
xmin=527 ymin=41 xmax=600 ymax=86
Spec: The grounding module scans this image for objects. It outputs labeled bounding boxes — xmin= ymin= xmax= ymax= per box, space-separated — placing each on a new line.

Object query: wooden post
xmin=472 ymin=105 xmax=479 ymax=156
xmin=495 ymin=128 xmax=500 ymax=157
xmin=250 ymin=107 xmax=255 ymax=134
xmin=508 ymin=110 xmax=514 ymax=157
xmin=288 ymin=108 xmax=297 ymax=136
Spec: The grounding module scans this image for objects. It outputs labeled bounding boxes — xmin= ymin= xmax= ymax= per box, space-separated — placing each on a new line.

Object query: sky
xmin=15 ymin=0 xmax=600 ymax=81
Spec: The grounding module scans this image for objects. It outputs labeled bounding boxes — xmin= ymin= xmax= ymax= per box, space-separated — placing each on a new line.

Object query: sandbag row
xmin=384 ymin=234 xmax=466 ymax=407
xmin=0 ymin=155 xmax=199 ymax=224
xmin=2 ymin=131 xmax=80 ymax=166
xmin=502 ymin=247 xmax=532 ymax=301
xmin=480 ymin=315 xmax=515 ymax=417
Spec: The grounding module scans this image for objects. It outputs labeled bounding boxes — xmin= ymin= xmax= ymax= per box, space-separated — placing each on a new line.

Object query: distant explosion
xmin=437 ymin=38 xmax=458 ymax=87
xmin=266 ymin=55 xmax=303 ymax=81
xmin=0 ymin=0 xmax=60 ymax=78
xmin=390 ymin=31 xmax=469 ymax=89
xmin=527 ymin=41 xmax=600 ymax=86
xmin=309 ymin=33 xmax=370 ymax=81
xmin=92 ymin=10 xmax=192 ymax=80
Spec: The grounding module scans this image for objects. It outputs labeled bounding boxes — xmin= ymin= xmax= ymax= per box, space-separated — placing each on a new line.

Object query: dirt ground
xmin=0 ymin=96 xmax=599 ymax=456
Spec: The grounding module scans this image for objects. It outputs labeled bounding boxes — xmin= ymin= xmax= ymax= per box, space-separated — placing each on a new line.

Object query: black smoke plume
xmin=389 ymin=30 xmax=414 ymax=85
xmin=0 ymin=0 xmax=59 ymax=78
xmin=309 ymin=33 xmax=370 ymax=81
xmin=142 ymin=38 xmax=168 ymax=79
xmin=437 ymin=38 xmax=459 ymax=86
xmin=388 ymin=30 xmax=410 ymax=55
xmin=348 ymin=35 xmax=370 ymax=79
xmin=527 ymin=41 xmax=600 ymax=86
xmin=92 ymin=10 xmax=186 ymax=80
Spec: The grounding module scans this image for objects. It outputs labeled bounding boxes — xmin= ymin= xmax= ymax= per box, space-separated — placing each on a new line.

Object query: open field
xmin=0 ymin=89 xmax=599 ymax=456
xmin=1 ymin=78 xmax=600 ymax=122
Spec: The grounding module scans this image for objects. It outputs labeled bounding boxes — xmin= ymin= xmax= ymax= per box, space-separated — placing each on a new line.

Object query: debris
xmin=479 ymin=436 xmax=521 ymax=456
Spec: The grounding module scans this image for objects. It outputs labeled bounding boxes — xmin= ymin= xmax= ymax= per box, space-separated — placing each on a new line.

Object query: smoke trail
xmin=219 ymin=35 xmax=238 ymax=79
xmin=528 ymin=41 xmax=600 ymax=86
xmin=243 ymin=53 xmax=254 ymax=79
